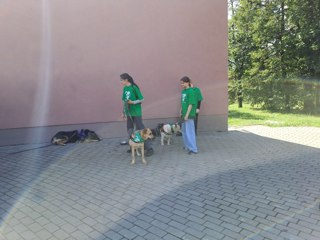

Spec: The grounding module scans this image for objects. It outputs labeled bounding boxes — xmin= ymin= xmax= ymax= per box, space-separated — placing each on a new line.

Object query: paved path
xmin=0 ymin=126 xmax=320 ymax=240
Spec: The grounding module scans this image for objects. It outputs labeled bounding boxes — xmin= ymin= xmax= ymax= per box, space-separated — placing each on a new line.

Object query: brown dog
xmin=129 ymin=128 xmax=154 ymax=165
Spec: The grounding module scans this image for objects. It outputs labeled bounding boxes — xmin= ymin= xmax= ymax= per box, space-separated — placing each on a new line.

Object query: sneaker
xmin=188 ymin=150 xmax=197 ymax=155
xmin=145 ymin=148 xmax=154 ymax=157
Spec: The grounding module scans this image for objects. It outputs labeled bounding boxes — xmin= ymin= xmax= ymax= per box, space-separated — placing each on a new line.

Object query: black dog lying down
xmin=51 ymin=129 xmax=101 ymax=146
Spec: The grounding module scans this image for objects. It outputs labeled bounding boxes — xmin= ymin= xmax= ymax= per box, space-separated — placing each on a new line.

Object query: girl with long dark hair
xmin=180 ymin=76 xmax=198 ymax=154
xmin=120 ymin=73 xmax=154 ymax=156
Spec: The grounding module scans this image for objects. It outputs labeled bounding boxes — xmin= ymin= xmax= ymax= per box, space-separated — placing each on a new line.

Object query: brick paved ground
xmin=0 ymin=126 xmax=320 ymax=240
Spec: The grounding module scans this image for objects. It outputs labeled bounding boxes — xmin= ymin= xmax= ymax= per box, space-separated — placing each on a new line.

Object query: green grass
xmin=228 ymin=103 xmax=320 ymax=127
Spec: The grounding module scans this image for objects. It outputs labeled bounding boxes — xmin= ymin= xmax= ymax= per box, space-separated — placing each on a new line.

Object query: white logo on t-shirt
xmin=182 ymin=93 xmax=187 ymax=103
xmin=125 ymin=91 xmax=131 ymax=100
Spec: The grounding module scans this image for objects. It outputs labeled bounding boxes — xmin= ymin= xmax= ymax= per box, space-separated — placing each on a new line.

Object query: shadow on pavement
xmin=98 ymin=149 xmax=320 ymax=239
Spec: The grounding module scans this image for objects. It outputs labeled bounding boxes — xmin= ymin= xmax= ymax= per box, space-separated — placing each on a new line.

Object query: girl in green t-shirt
xmin=120 ymin=73 xmax=154 ymax=156
xmin=180 ymin=76 xmax=198 ymax=154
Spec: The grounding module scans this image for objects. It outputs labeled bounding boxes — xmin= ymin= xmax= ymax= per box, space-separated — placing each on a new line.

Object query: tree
xmin=228 ymin=0 xmax=320 ymax=113
xmin=288 ymin=0 xmax=320 ymax=112
xmin=228 ymin=0 xmax=256 ymax=108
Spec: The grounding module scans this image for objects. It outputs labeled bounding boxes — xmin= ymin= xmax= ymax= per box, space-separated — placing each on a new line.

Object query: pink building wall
xmin=0 ymin=0 xmax=228 ymax=146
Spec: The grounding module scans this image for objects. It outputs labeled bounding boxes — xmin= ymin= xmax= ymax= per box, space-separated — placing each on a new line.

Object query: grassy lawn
xmin=228 ymin=103 xmax=320 ymax=127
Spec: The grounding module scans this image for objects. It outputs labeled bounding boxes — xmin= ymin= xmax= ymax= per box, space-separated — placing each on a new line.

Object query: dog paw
xmin=130 ymin=161 xmax=135 ymax=165
xmin=142 ymin=159 xmax=147 ymax=165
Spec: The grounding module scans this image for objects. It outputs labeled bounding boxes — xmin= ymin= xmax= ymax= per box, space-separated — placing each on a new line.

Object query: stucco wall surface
xmin=0 ymin=0 xmax=227 ymax=145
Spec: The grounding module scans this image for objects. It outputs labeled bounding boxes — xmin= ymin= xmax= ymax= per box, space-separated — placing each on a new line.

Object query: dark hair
xmin=120 ymin=73 xmax=139 ymax=89
xmin=180 ymin=76 xmax=191 ymax=86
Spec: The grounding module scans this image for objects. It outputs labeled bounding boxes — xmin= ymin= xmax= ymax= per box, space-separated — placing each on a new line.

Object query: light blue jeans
xmin=182 ymin=119 xmax=198 ymax=153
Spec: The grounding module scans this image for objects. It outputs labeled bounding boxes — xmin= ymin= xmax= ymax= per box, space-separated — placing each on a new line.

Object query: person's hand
xmin=196 ymin=109 xmax=200 ymax=114
xmin=122 ymin=113 xmax=127 ymax=120
xmin=184 ymin=116 xmax=188 ymax=121
xmin=127 ymin=100 xmax=133 ymax=104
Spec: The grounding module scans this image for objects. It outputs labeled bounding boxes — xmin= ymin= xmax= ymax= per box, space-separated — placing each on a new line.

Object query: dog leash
xmin=123 ymin=101 xmax=135 ymax=122
xmin=4 ymin=144 xmax=54 ymax=156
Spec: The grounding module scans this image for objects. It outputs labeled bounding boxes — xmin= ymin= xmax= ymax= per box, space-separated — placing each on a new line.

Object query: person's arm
xmin=122 ymin=100 xmax=128 ymax=120
xmin=121 ymin=90 xmax=127 ymax=120
xmin=128 ymin=99 xmax=144 ymax=104
xmin=196 ymin=101 xmax=202 ymax=113
xmin=197 ymin=101 xmax=201 ymax=109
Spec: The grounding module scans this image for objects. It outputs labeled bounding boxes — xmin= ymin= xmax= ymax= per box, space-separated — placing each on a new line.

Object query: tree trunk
xmin=316 ymin=82 xmax=320 ymax=113
xmin=303 ymin=82 xmax=315 ymax=113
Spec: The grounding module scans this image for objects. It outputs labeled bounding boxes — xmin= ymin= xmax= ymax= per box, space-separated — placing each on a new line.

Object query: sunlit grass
xmin=228 ymin=103 xmax=320 ymax=127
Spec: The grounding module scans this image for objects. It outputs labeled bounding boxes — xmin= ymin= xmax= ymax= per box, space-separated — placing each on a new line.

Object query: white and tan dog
xmin=160 ymin=123 xmax=181 ymax=145
xmin=129 ymin=128 xmax=154 ymax=165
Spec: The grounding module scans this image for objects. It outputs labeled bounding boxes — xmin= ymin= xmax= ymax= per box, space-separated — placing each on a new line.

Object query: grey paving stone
xmin=4 ymin=231 xmax=22 ymax=240
xmin=184 ymin=227 xmax=205 ymax=239
xmin=118 ymin=228 xmax=137 ymax=239
xmin=129 ymin=225 xmax=148 ymax=237
xmin=143 ymin=232 xmax=163 ymax=240
xmin=135 ymin=219 xmax=152 ymax=229
xmin=170 ymin=214 xmax=188 ymax=225
xmin=163 ymin=233 xmax=183 ymax=240
xmin=166 ymin=226 xmax=186 ymax=238
xmin=52 ymin=229 xmax=69 ymax=240
xmin=202 ymin=228 xmax=225 ymax=239
xmin=103 ymin=230 xmax=123 ymax=240
xmin=148 ymin=226 xmax=167 ymax=237
xmin=35 ymin=229 xmax=53 ymax=240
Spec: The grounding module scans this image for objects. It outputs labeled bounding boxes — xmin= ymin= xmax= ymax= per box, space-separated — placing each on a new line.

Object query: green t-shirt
xmin=122 ymin=85 xmax=143 ymax=117
xmin=181 ymin=88 xmax=196 ymax=119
